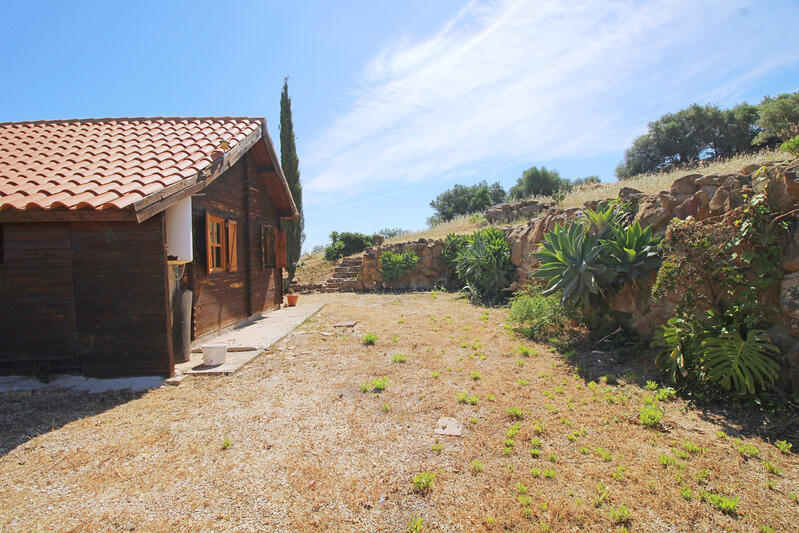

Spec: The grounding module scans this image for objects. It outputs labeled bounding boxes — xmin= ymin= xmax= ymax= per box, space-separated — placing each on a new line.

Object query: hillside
xmin=294 ymin=149 xmax=787 ymax=287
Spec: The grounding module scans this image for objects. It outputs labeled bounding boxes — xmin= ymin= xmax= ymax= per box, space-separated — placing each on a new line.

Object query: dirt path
xmin=1 ymin=292 xmax=797 ymax=532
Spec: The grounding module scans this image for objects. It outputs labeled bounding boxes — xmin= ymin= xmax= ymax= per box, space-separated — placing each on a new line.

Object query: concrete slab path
xmin=176 ymin=302 xmax=324 ymax=376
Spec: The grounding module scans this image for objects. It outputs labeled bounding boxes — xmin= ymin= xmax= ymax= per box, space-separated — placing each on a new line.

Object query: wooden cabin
xmin=0 ymin=117 xmax=297 ymax=377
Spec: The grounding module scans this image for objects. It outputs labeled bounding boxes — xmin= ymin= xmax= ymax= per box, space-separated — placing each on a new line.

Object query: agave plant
xmin=701 ymin=329 xmax=780 ymax=395
xmin=603 ymin=221 xmax=661 ymax=285
xmin=455 ymin=228 xmax=514 ymax=303
xmin=534 ymin=222 xmax=612 ymax=307
xmin=582 ymin=205 xmax=624 ymax=237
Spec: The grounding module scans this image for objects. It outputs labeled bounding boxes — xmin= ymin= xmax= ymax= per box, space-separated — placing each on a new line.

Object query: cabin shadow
xmin=0 ymin=387 xmax=146 ymax=458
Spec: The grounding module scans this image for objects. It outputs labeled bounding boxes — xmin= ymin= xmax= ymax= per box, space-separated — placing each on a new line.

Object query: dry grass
xmin=553 ymin=149 xmax=788 ymax=209
xmin=384 ymin=214 xmax=485 ymax=245
xmin=1 ymin=292 xmax=797 ymax=532
xmin=294 ymin=251 xmax=338 ymax=286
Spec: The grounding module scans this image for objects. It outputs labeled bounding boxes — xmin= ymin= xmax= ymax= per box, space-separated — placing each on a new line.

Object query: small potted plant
xmin=283 ymin=278 xmax=298 ymax=306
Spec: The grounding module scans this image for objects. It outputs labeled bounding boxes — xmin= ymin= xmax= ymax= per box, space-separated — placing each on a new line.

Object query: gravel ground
xmin=1 ymin=292 xmax=797 ymax=532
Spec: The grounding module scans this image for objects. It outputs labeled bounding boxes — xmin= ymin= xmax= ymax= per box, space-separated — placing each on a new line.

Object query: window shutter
xmin=227 ymin=220 xmax=238 ymax=272
xmin=205 ymin=212 xmax=213 ymax=274
xmin=276 ymin=229 xmax=287 ymax=269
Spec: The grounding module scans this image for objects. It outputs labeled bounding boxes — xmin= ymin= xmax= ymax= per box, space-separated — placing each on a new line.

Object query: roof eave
xmin=259 ymin=122 xmax=299 ymax=220
xmin=132 ymin=125 xmax=264 ymax=222
xmin=0 ymin=206 xmax=138 ymax=223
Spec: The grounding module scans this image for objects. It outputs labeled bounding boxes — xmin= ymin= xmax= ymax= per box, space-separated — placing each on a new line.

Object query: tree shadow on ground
xmin=549 ymin=330 xmax=799 ymax=448
xmin=0 ymin=388 xmax=145 ymax=458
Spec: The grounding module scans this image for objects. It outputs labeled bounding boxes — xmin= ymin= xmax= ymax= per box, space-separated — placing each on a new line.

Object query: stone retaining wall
xmin=351 ymin=239 xmax=456 ymax=291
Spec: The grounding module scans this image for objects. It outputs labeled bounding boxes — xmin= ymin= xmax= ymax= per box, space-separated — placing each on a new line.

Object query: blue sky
xmin=1 ymin=1 xmax=797 ymax=251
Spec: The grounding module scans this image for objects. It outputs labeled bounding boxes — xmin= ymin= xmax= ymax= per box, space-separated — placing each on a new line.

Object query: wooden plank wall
xmin=71 ymin=215 xmax=172 ymax=377
xmin=0 ymin=222 xmax=79 ymax=373
xmin=246 ymin=152 xmax=281 ymax=315
xmin=185 ymin=153 xmax=282 ymax=340
xmin=0 ymin=216 xmax=172 ymax=377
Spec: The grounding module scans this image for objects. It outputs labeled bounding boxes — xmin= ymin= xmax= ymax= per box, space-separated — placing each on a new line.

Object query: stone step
xmin=333 ymin=267 xmax=361 ymax=275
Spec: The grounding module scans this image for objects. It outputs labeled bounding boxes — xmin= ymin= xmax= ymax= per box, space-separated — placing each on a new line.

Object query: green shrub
xmin=377 ymin=227 xmax=410 ymax=239
xmin=469 ymin=212 xmax=487 ymax=225
xmin=412 ymin=471 xmax=436 ymax=493
xmin=701 ymin=329 xmax=779 ymax=395
xmin=324 ymin=231 xmax=373 ymax=260
xmin=653 ymin=195 xmax=785 ymax=397
xmin=654 ymin=319 xmax=780 ymax=396
xmin=639 ymin=405 xmax=663 ymax=428
xmin=324 ymin=240 xmax=345 ymax=261
xmin=653 ymin=315 xmax=706 ymax=385
xmin=780 ymin=135 xmax=799 ymax=157
xmin=455 ymin=227 xmax=515 ymax=303
xmin=700 ymin=491 xmax=739 ymax=514
xmin=440 ymin=233 xmax=470 ymax=270
xmin=429 ymin=180 xmax=506 ymax=223
xmin=379 ymin=250 xmax=419 ymax=282
xmin=508 ymin=285 xmax=574 ymax=340
xmin=362 ymin=333 xmax=377 ymax=345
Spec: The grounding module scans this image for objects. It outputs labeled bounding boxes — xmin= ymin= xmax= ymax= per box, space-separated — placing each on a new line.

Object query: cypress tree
xmin=279 ymin=77 xmax=304 ymax=281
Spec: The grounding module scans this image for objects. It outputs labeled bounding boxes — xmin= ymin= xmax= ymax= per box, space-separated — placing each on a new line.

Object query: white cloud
xmin=303 ymin=0 xmax=799 ymax=198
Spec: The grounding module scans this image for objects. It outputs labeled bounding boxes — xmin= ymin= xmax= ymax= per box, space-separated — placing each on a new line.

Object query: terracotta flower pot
xmin=286 ymin=294 xmax=299 ymax=307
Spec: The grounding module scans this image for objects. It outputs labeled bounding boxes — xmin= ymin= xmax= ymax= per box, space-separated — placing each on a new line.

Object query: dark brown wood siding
xmin=0 ymin=216 xmax=172 ymax=377
xmin=185 ymin=152 xmax=282 ymax=340
xmin=70 ymin=216 xmax=172 ymax=377
xmin=0 ymin=222 xmax=79 ymax=372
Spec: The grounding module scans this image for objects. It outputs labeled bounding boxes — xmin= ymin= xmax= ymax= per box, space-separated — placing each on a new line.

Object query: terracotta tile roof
xmin=0 ymin=117 xmax=263 ymax=212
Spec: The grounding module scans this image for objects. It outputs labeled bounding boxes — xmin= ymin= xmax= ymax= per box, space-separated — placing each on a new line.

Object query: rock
xmin=517 ymin=203 xmax=544 ymax=219
xmin=700 ymin=185 xmax=719 ymax=201
xmin=485 ymin=201 xmax=549 ymax=224
xmin=634 ymin=196 xmax=672 ymax=231
xmin=670 ymin=174 xmax=702 ymax=196
xmin=783 ymin=161 xmax=799 ymax=206
xmin=658 ymin=191 xmax=679 ymax=211
xmin=606 ymin=274 xmax=672 ymax=338
xmin=751 ymin=165 xmax=794 ymax=211
xmin=697 ymin=174 xmax=723 ymax=186
xmin=618 ymin=187 xmax=644 ymax=203
xmin=435 ymin=417 xmax=463 ymax=436
xmin=740 ymin=163 xmax=762 ymax=175
xmin=484 ymin=204 xmax=511 ymax=224
xmin=783 ymin=228 xmax=799 ymax=272
xmin=765 ymin=324 xmax=799 ymax=393
xmin=708 ymin=178 xmax=746 ymax=216
xmin=675 ymin=190 xmax=710 ymax=220
xmin=780 ymin=272 xmax=799 ymax=335
xmin=607 ymin=282 xmax=641 ymax=315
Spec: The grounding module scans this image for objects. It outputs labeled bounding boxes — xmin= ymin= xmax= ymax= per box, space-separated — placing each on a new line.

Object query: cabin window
xmin=205 ymin=213 xmax=239 ymax=274
xmin=261 ymin=225 xmax=276 ymax=268
xmin=205 ymin=213 xmax=226 ymax=273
